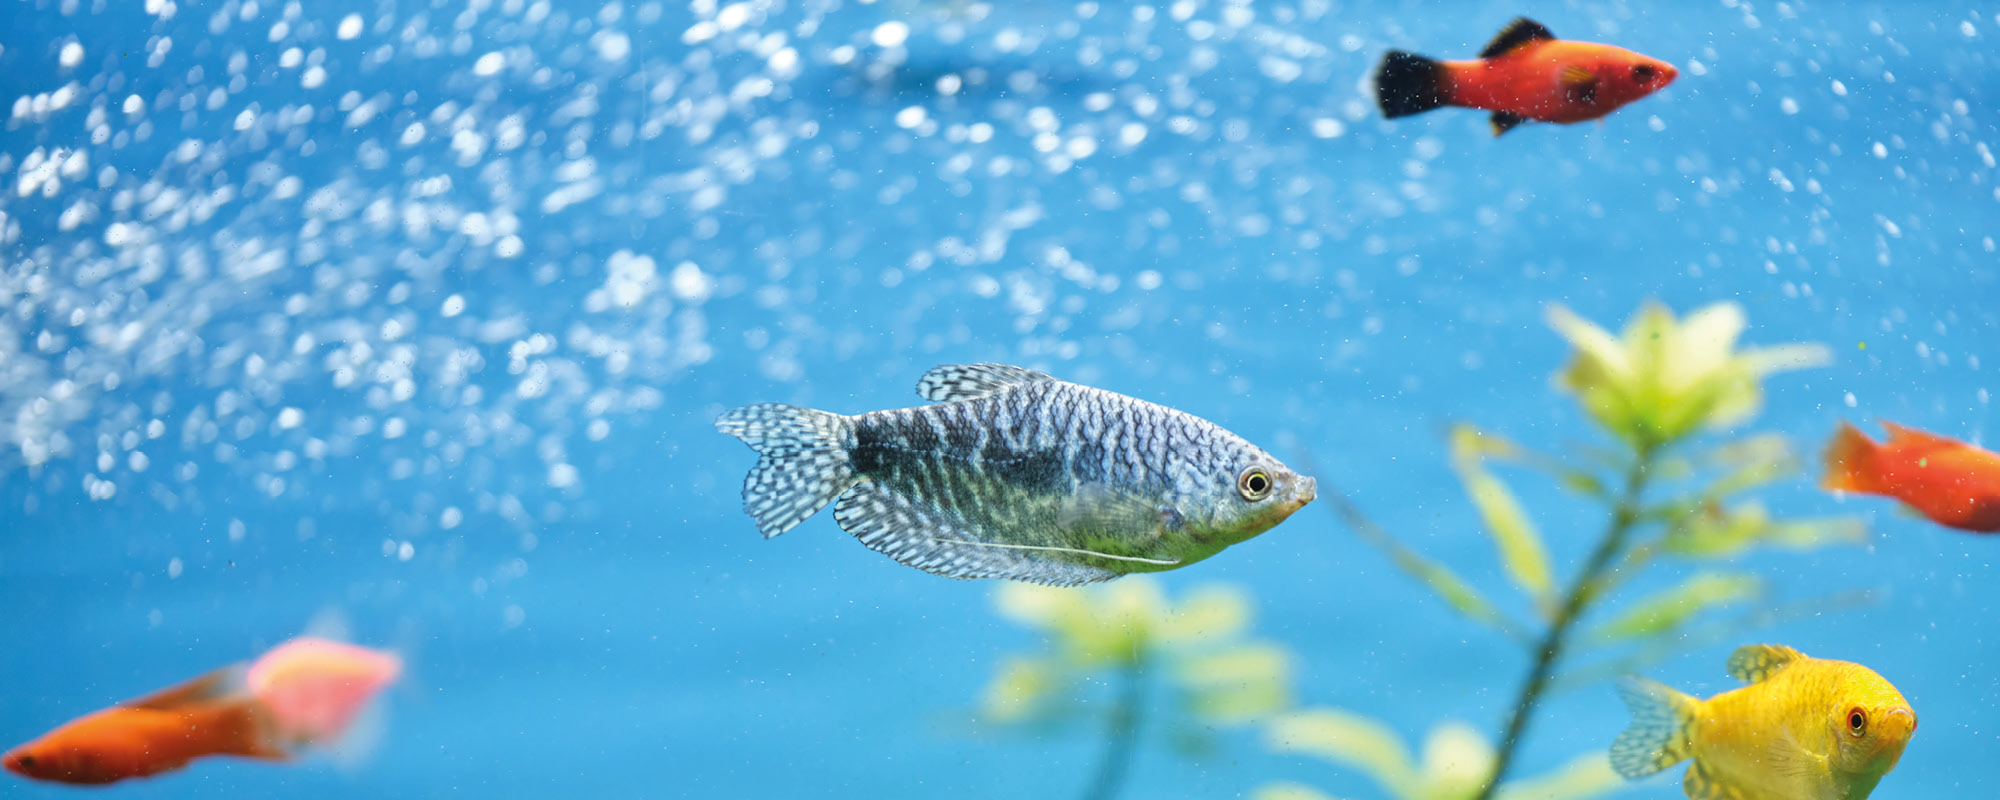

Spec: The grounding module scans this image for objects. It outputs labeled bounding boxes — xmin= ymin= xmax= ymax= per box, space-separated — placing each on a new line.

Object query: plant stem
xmin=1079 ymin=652 xmax=1149 ymax=800
xmin=1472 ymin=444 xmax=1658 ymax=800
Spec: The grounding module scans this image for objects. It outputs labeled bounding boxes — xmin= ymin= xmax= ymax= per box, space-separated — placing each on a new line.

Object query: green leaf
xmin=1308 ymin=477 xmax=1528 ymax=641
xmin=980 ymin=656 xmax=1062 ymax=723
xmin=1493 ymin=751 xmax=1624 ymax=800
xmin=1178 ymin=644 xmax=1292 ymax=725
xmin=1250 ymin=782 xmax=1346 ymax=800
xmin=1588 ymin=572 xmax=1761 ymax=644
xmin=1458 ymin=467 xmax=1556 ymax=609
xmin=1703 ymin=433 xmax=1801 ymax=496
xmin=1265 ymin=710 xmax=1418 ymax=798
xmin=1664 ymin=501 xmax=1868 ymax=558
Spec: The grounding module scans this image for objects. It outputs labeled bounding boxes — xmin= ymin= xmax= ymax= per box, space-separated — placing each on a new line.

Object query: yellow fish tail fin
xmin=1725 ymin=643 xmax=1805 ymax=684
xmin=1610 ymin=676 xmax=1699 ymax=779
xmin=1683 ymin=760 xmax=1753 ymax=800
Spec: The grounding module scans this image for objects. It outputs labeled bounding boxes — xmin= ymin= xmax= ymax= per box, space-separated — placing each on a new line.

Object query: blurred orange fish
xmin=1374 ymin=18 xmax=1678 ymax=135
xmin=3 ymin=637 xmax=400 ymax=785
xmin=1823 ymin=420 xmax=2000 ymax=532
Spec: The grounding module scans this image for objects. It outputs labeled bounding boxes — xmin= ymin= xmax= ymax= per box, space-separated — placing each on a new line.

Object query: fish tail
xmin=246 ymin=638 xmax=402 ymax=749
xmin=1821 ymin=421 xmax=1882 ymax=494
xmin=1374 ymin=50 xmax=1448 ymax=118
xmin=715 ymin=404 xmax=859 ymax=538
xmin=1610 ymin=676 xmax=1699 ymax=779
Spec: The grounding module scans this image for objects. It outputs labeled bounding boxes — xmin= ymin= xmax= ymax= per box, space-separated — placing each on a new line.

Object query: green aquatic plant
xmin=1256 ymin=708 xmax=1621 ymax=800
xmin=979 ymin=577 xmax=1291 ymax=800
xmin=1310 ymin=302 xmax=1862 ymax=800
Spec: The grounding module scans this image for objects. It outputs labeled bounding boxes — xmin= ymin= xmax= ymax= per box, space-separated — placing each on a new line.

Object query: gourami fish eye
xmin=1848 ymin=708 xmax=1867 ymax=736
xmin=1238 ymin=468 xmax=1272 ymax=501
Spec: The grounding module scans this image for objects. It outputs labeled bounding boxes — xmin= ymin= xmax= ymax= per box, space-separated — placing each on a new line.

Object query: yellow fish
xmin=1611 ymin=644 xmax=1916 ymax=800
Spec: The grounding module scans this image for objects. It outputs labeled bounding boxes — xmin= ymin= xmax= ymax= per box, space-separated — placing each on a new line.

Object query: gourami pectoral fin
xmin=1057 ymin=482 xmax=1182 ymax=540
xmin=1683 ymin=760 xmax=1752 ymax=800
xmin=1611 ymin=676 xmax=1700 ymax=778
xmin=1560 ymin=65 xmax=1600 ymax=104
xmin=1480 ymin=17 xmax=1556 ymax=58
xmin=1491 ymin=112 xmax=1528 ymax=136
xmin=833 ymin=481 xmax=1117 ymax=586
xmin=953 ymin=540 xmax=1181 ymax=567
xmin=913 ymin=363 xmax=1055 ymax=402
xmin=1726 ymin=643 xmax=1806 ymax=684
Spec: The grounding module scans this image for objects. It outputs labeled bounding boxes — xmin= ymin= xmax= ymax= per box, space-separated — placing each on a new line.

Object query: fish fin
xmin=122 ymin=666 xmax=244 ymax=711
xmin=180 ymin=695 xmax=291 ymax=761
xmin=1879 ymin=420 xmax=1959 ymax=448
xmin=913 ymin=363 xmax=1055 ymax=402
xmin=1726 ymin=643 xmax=1806 ymax=683
xmin=1821 ymin=421 xmax=1883 ymax=494
xmin=1374 ymin=50 xmax=1448 ymax=118
xmin=1683 ymin=759 xmax=1755 ymax=800
xmin=833 ymin=481 xmax=1119 ymax=586
xmin=1490 ymin=112 xmax=1528 ymax=136
xmin=1611 ymin=676 xmax=1700 ymax=778
xmin=1057 ymin=482 xmax=1183 ymax=539
xmin=1479 ymin=17 xmax=1556 ymax=59
xmin=1560 ymin=65 xmax=1599 ymax=104
xmin=715 ymin=404 xmax=859 ymax=538
xmin=246 ymin=638 xmax=402 ymax=748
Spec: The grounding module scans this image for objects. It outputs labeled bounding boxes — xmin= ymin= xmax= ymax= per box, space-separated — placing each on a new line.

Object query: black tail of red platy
xmin=1374 ymin=50 xmax=1446 ymax=118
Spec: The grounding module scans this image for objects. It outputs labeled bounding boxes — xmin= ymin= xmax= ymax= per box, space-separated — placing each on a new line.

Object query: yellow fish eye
xmin=1847 ymin=707 xmax=1868 ymax=737
xmin=1237 ymin=468 xmax=1273 ymax=501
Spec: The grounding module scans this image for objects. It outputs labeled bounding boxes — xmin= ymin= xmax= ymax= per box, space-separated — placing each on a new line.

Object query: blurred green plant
xmin=1256 ymin=709 xmax=1621 ymax=800
xmin=979 ymin=577 xmax=1291 ymax=800
xmin=1306 ymin=302 xmax=1862 ymax=800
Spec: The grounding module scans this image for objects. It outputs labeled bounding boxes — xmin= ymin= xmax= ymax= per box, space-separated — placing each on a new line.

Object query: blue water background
xmin=1 ymin=0 xmax=1995 ymax=796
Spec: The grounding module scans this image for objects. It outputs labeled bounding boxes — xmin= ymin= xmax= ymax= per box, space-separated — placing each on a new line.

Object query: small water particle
xmin=474 ymin=52 xmax=505 ymax=76
xmin=872 ymin=20 xmax=909 ymax=47
xmin=276 ymin=407 xmax=304 ymax=429
xmin=337 ymin=13 xmax=363 ymax=39
xmin=59 ymin=41 xmax=84 ymax=68
xmin=441 ymin=507 xmax=463 ymax=529
xmin=167 ymin=558 xmax=183 ymax=579
xmin=503 ymin=605 xmax=526 ymax=628
xmin=1844 ymin=392 xmax=1858 ymax=407
xmin=548 ymin=463 xmax=580 ymax=488
xmin=398 ymin=542 xmax=415 ymax=561
xmin=442 ymin=294 xmax=467 ymax=317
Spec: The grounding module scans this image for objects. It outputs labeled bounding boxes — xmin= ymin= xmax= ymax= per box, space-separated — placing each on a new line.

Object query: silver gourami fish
xmin=714 ymin=363 xmax=1317 ymax=586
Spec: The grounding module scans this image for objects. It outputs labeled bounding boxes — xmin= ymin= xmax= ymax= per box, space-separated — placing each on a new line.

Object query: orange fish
xmin=3 ymin=637 xmax=399 ymax=785
xmin=1374 ymin=17 xmax=1678 ymax=135
xmin=1823 ymin=421 xmax=2000 ymax=532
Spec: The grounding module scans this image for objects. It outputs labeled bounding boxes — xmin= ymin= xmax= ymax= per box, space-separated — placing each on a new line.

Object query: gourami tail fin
xmin=1821 ymin=421 xmax=1882 ymax=494
xmin=1374 ymin=51 xmax=1448 ymax=118
xmin=715 ymin=404 xmax=859 ymax=538
xmin=1611 ymin=676 xmax=1700 ymax=779
xmin=246 ymin=638 xmax=402 ymax=750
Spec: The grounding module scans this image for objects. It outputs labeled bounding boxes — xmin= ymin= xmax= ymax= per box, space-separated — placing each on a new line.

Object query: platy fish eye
xmin=1238 ymin=468 xmax=1273 ymax=501
xmin=1631 ymin=64 xmax=1657 ymax=82
xmin=1847 ymin=708 xmax=1867 ymax=736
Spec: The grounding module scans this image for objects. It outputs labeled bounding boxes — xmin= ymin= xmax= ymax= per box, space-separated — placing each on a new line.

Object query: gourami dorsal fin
xmin=1479 ymin=17 xmax=1556 ymax=59
xmin=1683 ymin=760 xmax=1753 ymax=800
xmin=915 ymin=363 xmax=1056 ymax=403
xmin=1727 ymin=643 xmax=1806 ymax=683
xmin=1611 ymin=676 xmax=1700 ymax=778
xmin=833 ymin=480 xmax=1118 ymax=586
xmin=1490 ymin=111 xmax=1528 ymax=136
xmin=122 ymin=667 xmax=242 ymax=711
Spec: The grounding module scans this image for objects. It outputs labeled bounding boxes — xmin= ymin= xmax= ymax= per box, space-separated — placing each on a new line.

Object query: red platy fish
xmin=1374 ymin=17 xmax=1678 ymax=135
xmin=1823 ymin=421 xmax=2000 ymax=533
xmin=3 ymin=637 xmax=400 ymax=785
